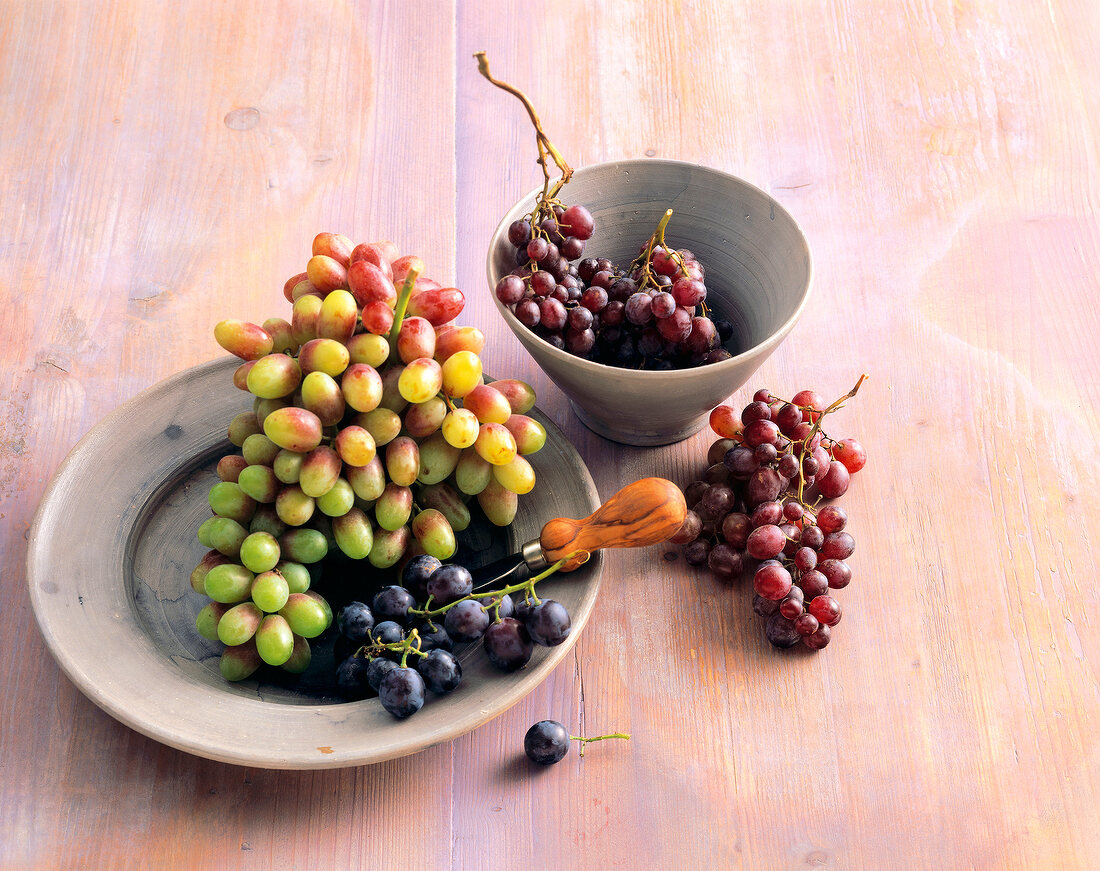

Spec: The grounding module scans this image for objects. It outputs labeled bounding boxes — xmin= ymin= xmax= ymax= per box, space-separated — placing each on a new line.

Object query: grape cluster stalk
xmin=668 ymin=378 xmax=868 ymax=650
xmin=192 ymin=233 xmax=548 ymax=682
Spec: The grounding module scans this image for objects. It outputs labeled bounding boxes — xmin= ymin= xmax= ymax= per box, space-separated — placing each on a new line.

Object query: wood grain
xmin=3 ymin=0 xmax=1099 ymax=868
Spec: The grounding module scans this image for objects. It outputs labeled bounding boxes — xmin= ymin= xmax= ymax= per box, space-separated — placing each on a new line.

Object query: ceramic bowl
xmin=486 ymin=159 xmax=813 ymax=445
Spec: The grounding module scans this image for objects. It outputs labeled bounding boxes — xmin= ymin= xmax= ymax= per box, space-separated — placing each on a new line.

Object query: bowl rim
xmin=485 ymin=157 xmax=814 ymax=381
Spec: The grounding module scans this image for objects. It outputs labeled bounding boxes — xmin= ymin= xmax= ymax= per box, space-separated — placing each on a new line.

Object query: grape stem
xmin=790 ymin=375 xmax=867 ymax=506
xmin=629 ymin=209 xmax=690 ymax=292
xmin=387 ymin=266 xmax=421 ymax=360
xmin=569 ymin=733 xmax=631 ymax=757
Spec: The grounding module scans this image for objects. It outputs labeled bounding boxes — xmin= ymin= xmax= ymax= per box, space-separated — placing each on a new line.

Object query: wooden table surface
xmin=3 ymin=1 xmax=1098 ymax=868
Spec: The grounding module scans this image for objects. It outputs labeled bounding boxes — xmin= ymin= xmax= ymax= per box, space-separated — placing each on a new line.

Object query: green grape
xmin=228 ymin=412 xmax=262 ymax=447
xmin=241 ymin=433 xmax=281 ymax=467
xmin=341 ymin=363 xmax=384 ymax=413
xmin=300 ymin=370 xmax=346 ymax=426
xmin=491 ymin=378 xmax=537 ymax=414
xmin=279 ymin=593 xmax=329 ymax=639
xmin=197 ymin=516 xmax=249 ymax=560
xmin=239 ymin=531 xmax=280 ymax=573
xmin=303 ymin=590 xmax=333 ymax=628
xmin=237 ymin=464 xmax=280 ymax=503
xmin=416 ymin=432 xmax=461 ymax=485
xmin=385 ymin=436 xmax=419 ymax=487
xmin=276 ymin=560 xmax=311 ymax=594
xmin=204 ymin=563 xmax=255 ymax=603
xmin=217 ymin=602 xmax=263 ymax=646
xmin=398 ymin=358 xmax=443 ymax=404
xmin=411 ymin=508 xmax=456 ymax=560
xmin=332 ymin=507 xmax=373 ymax=559
xmin=279 ymin=528 xmax=328 ymax=564
xmin=273 ymin=448 xmax=305 ymax=484
xmin=281 ymin=634 xmax=312 ymax=674
xmin=246 ymin=353 xmax=302 ymax=399
xmin=190 ymin=550 xmax=230 ymax=594
xmin=263 ymin=407 xmax=323 ymax=453
xmin=334 ymin=425 xmax=376 ymax=467
xmin=255 ymin=614 xmax=295 ymax=666
xmin=346 ymin=332 xmax=389 ymax=368
xmin=454 ymin=448 xmax=493 ymax=495
xmin=262 ymin=316 xmax=298 ymax=356
xmin=441 ymin=407 xmax=479 ymax=449
xmin=474 ymin=422 xmax=518 ymax=466
xmin=404 ymin=396 xmax=447 ymax=439
xmin=375 ymin=483 xmax=413 ymax=531
xmin=416 ymin=482 xmax=471 ymax=532
xmin=346 ymin=456 xmax=386 ymax=502
xmin=251 ymin=570 xmax=290 ymax=613
xmin=195 ymin=601 xmax=228 ymax=641
xmin=441 ymin=350 xmax=483 ymax=398
xmin=215 ymin=319 xmax=273 ymax=361
xmin=208 ymin=481 xmax=257 ymax=524
xmin=307 ymin=513 xmax=337 ymax=553
xmin=316 ymin=478 xmax=354 ymax=517
xmin=317 ymin=288 xmax=357 ymax=343
xmin=368 ymin=525 xmax=411 ymax=569
xmin=275 ymin=484 xmax=315 ymax=526
xmin=354 ymin=407 xmax=401 ymax=447
xmin=298 ymin=337 xmax=350 ymax=378
xmin=249 ymin=504 xmax=287 ymax=538
xmin=290 ymin=294 xmax=323 ymax=346
xmin=253 ymin=396 xmax=290 ymax=427
xmin=492 ymin=454 xmax=536 ymax=495
xmin=299 ymin=445 xmax=342 ymax=498
xmin=477 ymin=478 xmax=518 ymax=527
xmin=219 ymin=639 xmax=262 ymax=681
xmin=504 ymin=414 xmax=547 ymax=455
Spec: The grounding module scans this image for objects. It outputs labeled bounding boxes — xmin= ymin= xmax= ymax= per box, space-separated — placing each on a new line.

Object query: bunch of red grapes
xmin=669 ymin=381 xmax=867 ymax=650
xmin=495 ymin=205 xmax=734 ymax=370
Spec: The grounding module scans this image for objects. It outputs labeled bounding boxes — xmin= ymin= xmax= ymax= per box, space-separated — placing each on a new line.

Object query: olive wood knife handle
xmin=539 ymin=477 xmax=688 ymax=572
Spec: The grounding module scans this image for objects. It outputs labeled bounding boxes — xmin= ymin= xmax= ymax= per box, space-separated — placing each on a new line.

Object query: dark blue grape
xmin=525 ymin=600 xmax=571 ymax=647
xmin=365 ymin=656 xmax=399 ymax=691
xmin=524 ymin=720 xmax=569 ymax=765
xmin=379 ymin=667 xmax=426 ymax=719
xmin=372 ymin=586 xmax=416 ymax=625
xmin=413 ymin=620 xmax=453 ymax=653
xmin=483 ymin=618 xmax=533 ymax=672
xmin=426 ymin=564 xmax=473 ymax=606
xmin=444 ymin=599 xmax=490 ymax=643
xmin=335 ymin=656 xmax=374 ymax=701
xmin=401 ymin=554 xmax=442 ymax=601
xmin=371 ymin=620 xmax=405 ymax=646
xmin=482 ymin=593 xmax=515 ymax=621
xmin=416 ymin=649 xmax=462 ymax=695
xmin=336 ymin=601 xmax=374 ymax=644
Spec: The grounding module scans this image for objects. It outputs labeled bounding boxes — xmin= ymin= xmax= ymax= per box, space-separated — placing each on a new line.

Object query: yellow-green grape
xmin=249 ymin=504 xmax=287 ymax=538
xmin=197 ymin=516 xmax=249 ymax=560
xmin=246 ymin=353 xmax=302 ymax=399
xmin=317 ymin=288 xmax=357 ymax=343
xmin=332 ymin=507 xmax=373 ymax=559
xmin=273 ymin=449 xmax=305 ymax=484
xmin=473 ymin=423 xmax=518 ymax=466
xmin=299 ymin=337 xmax=350 ymax=378
xmin=404 ymin=397 xmax=447 ymax=439
xmin=385 ymin=436 xmax=420 ymax=487
xmin=255 ymin=614 xmax=295 ymax=666
xmin=417 ymin=482 xmax=471 ymax=532
xmin=353 ymin=408 xmax=401 ymax=446
xmin=214 ymin=319 xmax=273 ymax=361
xmin=237 ymin=464 xmax=280 ymax=504
xmin=341 ymin=363 xmax=384 ymax=413
xmin=454 ymin=448 xmax=493 ymax=495
xmin=217 ymin=602 xmax=263 ymax=646
xmin=463 ymin=384 xmax=512 ymax=424
xmin=411 ymin=508 xmax=456 ymax=560
xmin=375 ymin=482 xmax=412 ymax=531
xmin=378 ymin=365 xmax=409 ymax=413
xmin=368 ymin=525 xmax=411 ymax=569
xmin=346 ymin=332 xmax=389 ymax=368
xmin=334 ymin=425 xmax=376 ymax=467
xmin=208 ymin=481 xmax=257 ymax=525
xmin=416 ymin=431 xmax=461 ymax=485
xmin=219 ymin=639 xmax=262 ymax=682
xmin=239 ymin=531 xmax=281 ymax=574
xmin=491 ymin=378 xmax=537 ymax=414
xmin=275 ymin=484 xmax=315 ymax=526
xmin=241 ymin=433 xmax=280 ymax=467
xmin=204 ymin=563 xmax=255 ymax=603
xmin=303 ymin=590 xmax=333 ymax=628
xmin=228 ymin=412 xmax=262 ymax=447
xmin=290 ymin=294 xmax=323 ymax=346
xmin=253 ymin=396 xmax=290 ymax=427
xmin=504 ymin=415 xmax=547 ymax=455
xmin=440 ymin=350 xmax=483 ymax=398
xmin=233 ymin=360 xmax=255 ymax=391
xmin=299 ymin=445 xmax=342 ymax=498
xmin=276 ymin=560 xmax=311 ymax=594
xmin=346 ymin=456 xmax=386 ymax=502
xmin=279 ymin=593 xmax=329 ymax=638
xmin=251 ymin=570 xmax=290 ymax=613
xmin=262 ymin=316 xmax=298 ymax=356
xmin=492 ymin=454 xmax=536 ymax=495
xmin=263 ymin=406 xmax=323 ymax=453
xmin=282 ymin=635 xmax=312 ymax=674
xmin=316 ymin=478 xmax=354 ymax=517
xmin=398 ymin=358 xmax=443 ymax=404
xmin=195 ymin=601 xmax=228 ymax=641
xmin=300 ymin=370 xmax=346 ymax=426
xmin=477 ymin=478 xmax=519 ymax=527
xmin=190 ymin=550 xmax=230 ymax=594
xmin=441 ymin=407 xmax=479 ymax=449
xmin=307 ymin=512 xmax=337 ymax=549
xmin=278 ymin=528 xmax=328 ymax=564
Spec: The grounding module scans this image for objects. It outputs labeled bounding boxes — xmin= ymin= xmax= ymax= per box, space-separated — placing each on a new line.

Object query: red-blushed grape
xmin=743 ymin=419 xmax=780 ymax=448
xmin=441 ymin=408 xmax=480 ymax=449
xmin=263 ymin=317 xmax=297 ymax=355
xmin=753 ymin=562 xmax=793 ymax=600
xmin=215 ymin=319 xmax=273 ymax=361
xmin=347 ymin=259 xmax=397 ymax=308
xmin=396 ymin=316 xmax=437 ymax=363
xmin=298 ymin=338 xmax=350 ymax=378
xmin=369 ymin=525 xmax=411 ymax=569
xmin=808 ymin=595 xmax=842 ymax=626
xmin=791 ymin=389 xmax=826 ymax=422
xmin=435 ymin=325 xmax=486 ymax=362
xmin=275 ymin=484 xmax=315 ymax=527
xmin=474 ymin=422 xmax=518 ymax=466
xmin=297 ymin=371 xmax=343 ymax=426
xmin=802 ymin=624 xmax=832 ymax=649
xmin=746 ymin=524 xmax=785 ymax=559
xmin=670 ymin=510 xmax=703 ymax=545
xmin=819 ymin=559 xmax=852 ymax=589
xmin=398 ymin=358 xmax=443 ymax=404
xmin=477 ymin=477 xmax=518 ymax=526
xmin=263 ymin=407 xmax=322 ymax=453
xmin=217 ymin=455 xmax=248 ymax=483
xmin=219 ymin=639 xmax=262 ymax=682
xmin=709 ymin=405 xmax=742 ymax=439
xmin=404 ymin=396 xmax=448 ymax=439
xmin=306 ymin=254 xmax=347 ymax=294
xmin=233 ymin=360 xmax=255 ymax=391
xmin=349 ymin=242 xmax=393 ymax=279
xmin=298 ymin=445 xmax=341 ymax=498
xmin=283 ymin=272 xmax=308 ymax=303
xmin=345 ymin=457 xmax=386 ymax=502
xmin=407 ymin=287 xmax=465 ymax=326
xmin=341 ymin=363 xmax=384 ymax=413
xmin=391 ymin=254 xmax=425 ymax=282
xmin=353 ymin=407 xmax=401 ymax=447
xmin=237 ymin=464 xmax=279 ymax=504
xmin=418 ymin=483 xmax=471 ymax=533
xmin=833 ymin=438 xmax=867 ymax=473
xmin=312 ymin=232 xmax=352 ymax=267
xmin=360 ymin=300 xmax=395 ymax=335
xmin=490 ymin=379 xmax=536 ymax=414
xmin=411 ymin=508 xmax=457 ymax=560
xmin=334 ymin=425 xmax=376 ymax=467
xmin=503 ymin=414 xmax=546 ymax=455
xmin=816 ymin=460 xmax=851 ymax=498
xmin=290 ymin=295 xmax=322 ymax=345
xmin=464 ymin=384 xmax=512 ymax=424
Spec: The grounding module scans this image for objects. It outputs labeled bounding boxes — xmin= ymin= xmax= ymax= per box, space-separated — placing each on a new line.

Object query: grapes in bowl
xmin=486 ymin=158 xmax=813 ymax=446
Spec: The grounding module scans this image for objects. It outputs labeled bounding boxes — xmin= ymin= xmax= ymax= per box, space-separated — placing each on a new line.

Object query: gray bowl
xmin=486 ymin=159 xmax=813 ymax=446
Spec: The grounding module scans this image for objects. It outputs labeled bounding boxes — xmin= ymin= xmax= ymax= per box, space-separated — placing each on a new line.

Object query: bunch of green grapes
xmin=192 ymin=233 xmax=547 ymax=681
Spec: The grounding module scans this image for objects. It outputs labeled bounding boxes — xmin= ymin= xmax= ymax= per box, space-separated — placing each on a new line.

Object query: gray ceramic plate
xmin=27 ymin=357 xmax=602 ymax=769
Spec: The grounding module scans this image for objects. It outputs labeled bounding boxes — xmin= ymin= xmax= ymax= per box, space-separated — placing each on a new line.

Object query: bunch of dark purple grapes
xmin=495 ymin=207 xmax=734 ymax=370
xmin=333 ymin=553 xmax=573 ymax=718
xmin=668 ymin=379 xmax=868 ymax=651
